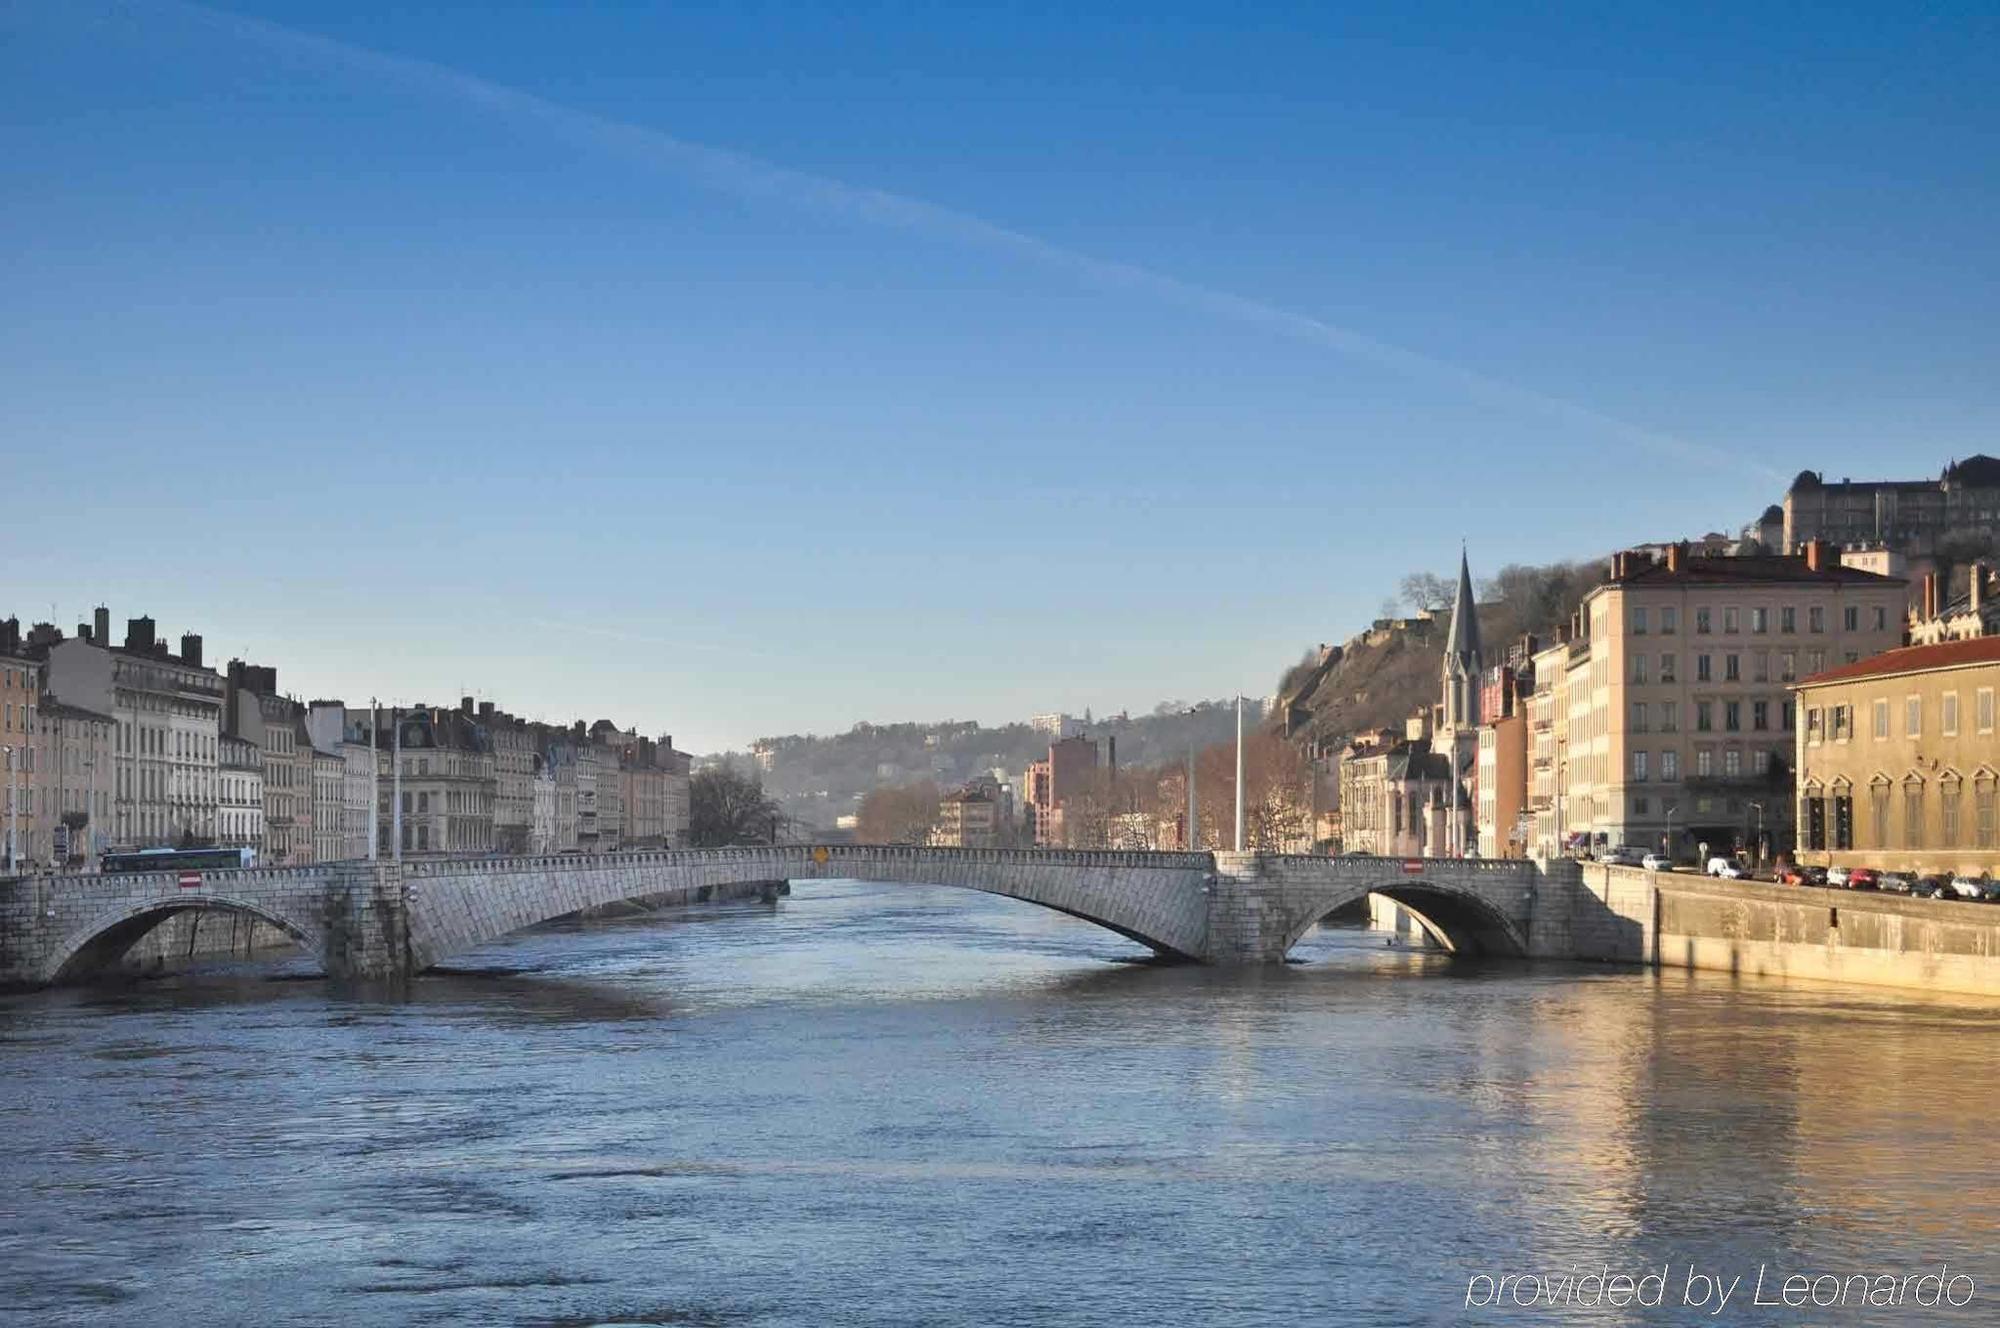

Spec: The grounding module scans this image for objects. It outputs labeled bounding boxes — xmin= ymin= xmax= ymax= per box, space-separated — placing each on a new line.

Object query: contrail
xmin=124 ymin=0 xmax=1776 ymax=482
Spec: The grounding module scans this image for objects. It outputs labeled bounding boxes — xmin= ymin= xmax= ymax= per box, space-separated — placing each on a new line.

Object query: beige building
xmin=217 ymin=733 xmax=265 ymax=856
xmin=44 ymin=611 xmax=223 ymax=850
xmin=390 ymin=704 xmax=496 ymax=856
xmin=1793 ymin=637 xmax=2000 ymax=877
xmin=1527 ymin=637 xmax=1571 ymax=859
xmin=1560 ymin=542 xmax=1906 ymax=861
xmin=1908 ymin=562 xmax=1997 ymax=646
xmin=933 ymin=786 xmax=999 ymax=848
xmin=2 ymin=646 xmax=44 ymax=869
xmin=37 ymin=700 xmax=116 ymax=870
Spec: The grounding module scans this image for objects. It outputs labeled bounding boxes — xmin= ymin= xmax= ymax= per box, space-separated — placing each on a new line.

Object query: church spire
xmin=1444 ymin=546 xmax=1482 ymax=669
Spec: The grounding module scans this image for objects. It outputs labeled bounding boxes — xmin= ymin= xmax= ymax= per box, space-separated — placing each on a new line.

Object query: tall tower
xmin=1441 ymin=548 xmax=1484 ymax=731
xmin=1436 ymin=548 xmax=1483 ymax=857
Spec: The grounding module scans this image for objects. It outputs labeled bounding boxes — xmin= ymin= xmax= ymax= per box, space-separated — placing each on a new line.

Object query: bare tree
xmin=1398 ymin=571 xmax=1453 ymax=614
xmin=856 ymin=780 xmax=942 ymax=845
xmin=689 ymin=766 xmax=785 ymax=846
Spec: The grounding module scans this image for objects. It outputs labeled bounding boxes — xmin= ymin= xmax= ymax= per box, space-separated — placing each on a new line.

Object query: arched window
xmin=1902 ymin=774 xmax=1926 ymax=850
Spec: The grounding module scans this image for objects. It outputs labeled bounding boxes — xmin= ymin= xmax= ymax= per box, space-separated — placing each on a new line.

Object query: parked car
xmin=1599 ymin=845 xmax=1648 ymax=866
xmin=1845 ymin=867 xmax=1881 ymax=891
xmin=1641 ymin=852 xmax=1674 ymax=873
xmin=1706 ymin=856 xmax=1747 ymax=879
xmin=1825 ymin=865 xmax=1852 ymax=888
xmin=1876 ymin=871 xmax=1916 ymax=894
xmin=1947 ymin=874 xmax=2000 ymax=902
xmin=1781 ymin=865 xmax=1827 ymax=887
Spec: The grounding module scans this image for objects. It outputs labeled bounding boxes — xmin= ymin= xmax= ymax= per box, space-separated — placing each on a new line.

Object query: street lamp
xmin=2 ymin=745 xmax=16 ymax=874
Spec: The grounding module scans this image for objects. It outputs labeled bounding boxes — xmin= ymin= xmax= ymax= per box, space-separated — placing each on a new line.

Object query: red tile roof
xmin=1614 ymin=553 xmax=1902 ymax=587
xmin=1798 ymin=637 xmax=2000 ymax=687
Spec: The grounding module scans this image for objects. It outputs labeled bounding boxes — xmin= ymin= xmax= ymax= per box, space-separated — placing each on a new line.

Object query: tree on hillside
xmin=689 ymin=765 xmax=786 ymax=846
xmin=1398 ymin=571 xmax=1454 ymax=614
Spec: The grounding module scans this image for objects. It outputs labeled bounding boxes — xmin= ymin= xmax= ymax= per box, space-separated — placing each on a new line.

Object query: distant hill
xmin=724 ymin=699 xmax=1267 ymax=830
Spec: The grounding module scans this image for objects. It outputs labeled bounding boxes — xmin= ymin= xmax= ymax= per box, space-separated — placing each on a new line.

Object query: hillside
xmin=728 ymin=699 xmax=1267 ymax=830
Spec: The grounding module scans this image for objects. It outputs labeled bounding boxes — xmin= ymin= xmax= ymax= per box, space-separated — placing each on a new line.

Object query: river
xmin=2 ymin=879 xmax=1996 ymax=1326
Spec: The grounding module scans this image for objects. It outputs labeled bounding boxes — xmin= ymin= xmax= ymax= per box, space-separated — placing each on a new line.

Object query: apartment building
xmin=1025 ymin=734 xmax=1098 ymax=845
xmin=391 ymin=703 xmax=496 ymax=856
xmin=44 ymin=611 xmax=223 ymax=850
xmin=37 ymin=700 xmax=116 ymax=870
xmin=1793 ymin=638 xmax=2000 ymax=878
xmin=1 ymin=643 xmax=42 ymax=869
xmin=933 ymin=786 xmax=999 ymax=848
xmin=217 ymin=733 xmax=265 ymax=854
xmin=1561 ymin=542 xmax=1906 ymax=861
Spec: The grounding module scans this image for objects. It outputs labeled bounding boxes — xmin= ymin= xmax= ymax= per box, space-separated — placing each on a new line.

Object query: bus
xmin=99 ymin=846 xmax=258 ymax=874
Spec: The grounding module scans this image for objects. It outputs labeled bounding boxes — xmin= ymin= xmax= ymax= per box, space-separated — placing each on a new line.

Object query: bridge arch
xmin=399 ymin=845 xmax=1217 ymax=973
xmin=40 ymin=895 xmax=322 ymax=985
xmin=1281 ymin=877 xmax=1530 ymax=960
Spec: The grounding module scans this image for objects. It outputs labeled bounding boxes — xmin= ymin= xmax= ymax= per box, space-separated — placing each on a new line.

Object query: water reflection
xmin=1 ymin=879 xmax=1995 ymax=1327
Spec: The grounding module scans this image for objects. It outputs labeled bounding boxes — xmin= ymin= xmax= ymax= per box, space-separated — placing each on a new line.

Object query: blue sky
xmin=4 ymin=1 xmax=1996 ymax=752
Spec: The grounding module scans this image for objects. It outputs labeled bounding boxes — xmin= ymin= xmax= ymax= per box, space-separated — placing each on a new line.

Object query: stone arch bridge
xmin=0 ymin=845 xmax=1591 ymax=987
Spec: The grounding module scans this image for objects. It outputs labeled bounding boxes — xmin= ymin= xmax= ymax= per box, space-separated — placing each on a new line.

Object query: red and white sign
xmin=1402 ymin=859 xmax=1424 ymax=875
xmin=178 ymin=871 xmax=203 ymax=890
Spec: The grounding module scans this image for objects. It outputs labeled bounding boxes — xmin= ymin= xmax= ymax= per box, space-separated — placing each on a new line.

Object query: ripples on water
xmin=2 ymin=879 xmax=1996 ymax=1326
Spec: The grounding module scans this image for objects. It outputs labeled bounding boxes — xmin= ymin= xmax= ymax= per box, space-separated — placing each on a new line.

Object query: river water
xmin=2 ymin=880 xmax=1996 ymax=1327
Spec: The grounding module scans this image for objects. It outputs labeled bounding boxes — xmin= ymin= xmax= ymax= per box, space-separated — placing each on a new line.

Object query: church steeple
xmin=1444 ymin=546 xmax=1482 ymax=669
xmin=1441 ymin=547 xmax=1483 ymax=730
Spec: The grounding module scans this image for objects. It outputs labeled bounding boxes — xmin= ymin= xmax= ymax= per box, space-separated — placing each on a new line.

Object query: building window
xmin=1725 ymin=654 xmax=1741 ymax=682
xmin=1661 ymin=750 xmax=1679 ymax=781
xmin=1631 ymin=655 xmax=1649 ymax=684
xmin=1906 ymin=696 xmax=1922 ymax=737
xmin=1753 ymin=700 xmax=1769 ymax=731
xmin=1873 ymin=606 xmax=1888 ymax=631
xmin=1843 ymin=605 xmax=1859 ymax=631
xmin=1871 ymin=784 xmax=1891 ymax=846
xmin=1806 ymin=796 xmax=1827 ymax=849
xmin=1661 ymin=702 xmax=1679 ymax=732
xmin=1631 ymin=701 xmax=1649 ymax=732
xmin=1633 ymin=607 xmax=1648 ymax=635
xmin=1696 ymin=748 xmax=1714 ymax=778
xmin=1632 ymin=751 xmax=1649 ymax=781
xmin=1942 ymin=781 xmax=1962 ymax=847
xmin=1977 ymin=778 xmax=1997 ymax=848
xmin=1754 ymin=651 xmax=1770 ymax=683
xmin=1661 ymin=606 xmax=1678 ymax=634
xmin=1980 ymin=689 xmax=1996 ymax=735
xmin=1696 ymin=608 xmax=1712 ymax=635
xmin=1781 ymin=606 xmax=1797 ymax=633
xmin=1660 ymin=653 xmax=1677 ymax=683
xmin=1833 ymin=794 xmax=1853 ymax=850
xmin=1633 ymin=795 xmax=1650 ymax=816
xmin=1724 ymin=607 xmax=1740 ymax=634
xmin=1697 ymin=654 xmax=1713 ymax=682
xmin=1724 ymin=748 xmax=1742 ymax=777
xmin=1751 ymin=607 xmax=1768 ymax=633
xmin=1807 ymin=649 xmax=1826 ymax=675
xmin=1943 ymin=692 xmax=1960 ymax=736
xmin=1809 ymin=606 xmax=1825 ymax=633
xmin=1872 ymin=698 xmax=1889 ymax=740
xmin=1904 ymin=782 xmax=1925 ymax=849
xmin=1725 ymin=702 xmax=1742 ymax=732
xmin=1781 ymin=652 xmax=1797 ymax=682
xmin=1696 ymin=702 xmax=1713 ymax=732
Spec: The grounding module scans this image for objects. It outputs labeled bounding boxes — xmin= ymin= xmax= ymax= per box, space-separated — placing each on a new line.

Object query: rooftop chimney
xmin=94 ymin=606 xmax=110 ymax=649
xmin=1665 ymin=541 xmax=1689 ymax=573
xmin=179 ymin=633 xmax=203 ymax=668
xmin=461 ymin=696 xmax=475 ymax=716
xmin=1921 ymin=571 xmax=1940 ymax=620
xmin=478 ymin=701 xmax=494 ymax=721
xmin=77 ymin=621 xmax=92 ymax=644
xmin=1973 ymin=562 xmax=1990 ymax=614
xmin=125 ymin=616 xmax=156 ymax=653
xmin=1804 ymin=539 xmax=1831 ymax=572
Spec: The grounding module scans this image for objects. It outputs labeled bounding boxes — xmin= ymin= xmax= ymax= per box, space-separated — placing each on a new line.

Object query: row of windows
xmin=1629 ymin=746 xmax=1777 ymax=782
xmin=1809 ymin=689 xmax=1998 ymax=744
xmin=1629 ymin=698 xmax=1797 ymax=734
xmin=1630 ymin=649 xmax=1852 ymax=686
xmin=1631 ymin=603 xmax=1890 ymax=636
xmin=1802 ymin=781 xmax=2000 ymax=850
